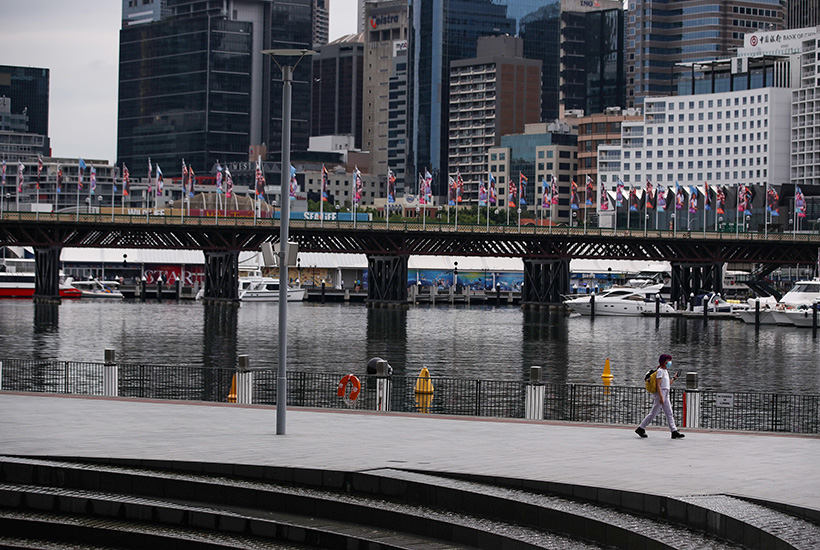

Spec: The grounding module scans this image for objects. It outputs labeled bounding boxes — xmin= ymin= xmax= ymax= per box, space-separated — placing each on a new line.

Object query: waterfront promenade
xmin=1 ymin=392 xmax=817 ymax=510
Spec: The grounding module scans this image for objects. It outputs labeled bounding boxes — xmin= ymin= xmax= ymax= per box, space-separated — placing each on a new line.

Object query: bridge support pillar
xmin=202 ymin=250 xmax=240 ymax=304
xmin=33 ymin=246 xmax=62 ymax=303
xmin=521 ymin=258 xmax=570 ymax=306
xmin=366 ymin=254 xmax=408 ymax=306
xmin=670 ymin=262 xmax=723 ymax=305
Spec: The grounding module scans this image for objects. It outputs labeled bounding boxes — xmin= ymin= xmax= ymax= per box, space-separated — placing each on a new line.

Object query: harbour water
xmin=1 ymin=300 xmax=819 ymax=394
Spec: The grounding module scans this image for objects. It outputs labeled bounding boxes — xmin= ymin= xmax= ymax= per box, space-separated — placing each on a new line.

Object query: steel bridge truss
xmin=1 ymin=218 xmax=818 ymax=306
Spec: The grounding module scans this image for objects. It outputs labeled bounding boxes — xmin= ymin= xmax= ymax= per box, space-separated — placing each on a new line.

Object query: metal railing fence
xmin=0 ymin=359 xmax=817 ymax=434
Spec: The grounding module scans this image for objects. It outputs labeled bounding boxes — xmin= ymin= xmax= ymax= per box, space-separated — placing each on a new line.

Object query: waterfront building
xmin=362 ymin=0 xmax=409 ymax=193
xmin=625 ymin=0 xmax=786 ymax=108
xmin=576 ymin=107 xmax=642 ymax=209
xmin=791 ymin=29 xmax=820 ymax=189
xmin=0 ymin=65 xmax=50 ymax=155
xmin=117 ymin=0 xmax=313 ymax=179
xmin=596 ymin=86 xmax=791 ymax=228
xmin=488 ymin=122 xmax=578 ymax=226
xmin=311 ymin=34 xmax=364 ymax=149
xmin=448 ymin=36 xmax=542 ymax=203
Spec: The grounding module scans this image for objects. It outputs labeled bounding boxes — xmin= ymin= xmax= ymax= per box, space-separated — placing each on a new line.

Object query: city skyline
xmin=0 ymin=0 xmax=358 ymax=165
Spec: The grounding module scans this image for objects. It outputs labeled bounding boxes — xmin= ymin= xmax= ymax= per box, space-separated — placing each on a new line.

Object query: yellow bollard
xmin=414 ymin=367 xmax=434 ymax=413
xmin=601 ymin=358 xmax=613 ymax=395
xmin=228 ymin=374 xmax=237 ymax=403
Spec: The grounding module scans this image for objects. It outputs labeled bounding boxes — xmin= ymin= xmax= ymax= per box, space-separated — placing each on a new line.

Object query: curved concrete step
xmin=5 ymin=456 xmax=818 ymax=550
xmin=0 ymin=457 xmax=598 ymax=550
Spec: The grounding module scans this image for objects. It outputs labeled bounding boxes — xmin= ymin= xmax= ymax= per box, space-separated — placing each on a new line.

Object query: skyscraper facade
xmin=311 ymin=34 xmax=364 ymax=148
xmin=117 ymin=0 xmax=313 ymax=178
xmin=363 ymin=0 xmax=408 ymax=187
xmin=787 ymin=0 xmax=818 ymax=29
xmin=0 ymin=65 xmax=50 ymax=140
xmin=625 ymin=0 xmax=786 ymax=108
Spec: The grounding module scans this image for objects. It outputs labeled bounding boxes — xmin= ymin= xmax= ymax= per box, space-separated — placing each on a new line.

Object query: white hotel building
xmin=792 ymin=30 xmax=820 ymax=187
xmin=597 ymin=87 xmax=791 ymax=204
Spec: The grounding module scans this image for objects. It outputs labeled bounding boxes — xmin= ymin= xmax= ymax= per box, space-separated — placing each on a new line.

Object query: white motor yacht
xmin=69 ymin=279 xmax=125 ymax=299
xmin=738 ymin=280 xmax=820 ymax=325
xmin=564 ymin=283 xmax=675 ymax=316
xmin=238 ymin=273 xmax=306 ymax=302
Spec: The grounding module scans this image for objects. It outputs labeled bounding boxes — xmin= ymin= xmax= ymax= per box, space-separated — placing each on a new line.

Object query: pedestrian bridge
xmin=1 ymin=211 xmax=817 ymax=305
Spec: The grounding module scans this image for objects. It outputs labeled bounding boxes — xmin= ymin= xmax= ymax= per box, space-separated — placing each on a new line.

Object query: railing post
xmin=683 ymin=372 xmax=700 ymax=428
xmin=64 ymin=361 xmax=70 ymax=394
xmin=375 ymin=359 xmax=391 ymax=411
xmin=103 ymin=349 xmax=118 ymax=397
xmin=525 ymin=366 xmax=545 ymax=420
xmin=236 ymin=354 xmax=253 ymax=405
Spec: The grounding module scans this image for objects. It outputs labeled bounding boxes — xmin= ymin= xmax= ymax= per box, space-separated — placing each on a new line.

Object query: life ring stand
xmin=337 ymin=374 xmax=362 ymax=405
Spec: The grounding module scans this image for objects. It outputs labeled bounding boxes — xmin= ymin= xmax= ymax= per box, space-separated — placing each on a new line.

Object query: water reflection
xmin=1 ymin=300 xmax=819 ymax=394
xmin=33 ymin=303 xmax=59 ymax=334
xmin=202 ymin=304 xmax=238 ymax=401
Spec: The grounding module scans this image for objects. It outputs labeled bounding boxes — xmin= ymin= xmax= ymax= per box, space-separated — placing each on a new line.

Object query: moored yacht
xmin=238 ymin=272 xmax=305 ymax=302
xmin=564 ymin=283 xmax=675 ymax=316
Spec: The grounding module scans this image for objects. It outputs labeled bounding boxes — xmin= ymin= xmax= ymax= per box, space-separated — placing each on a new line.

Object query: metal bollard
xmin=321 ymin=281 xmax=326 ymax=304
xmin=813 ymin=301 xmax=818 ymax=338
xmin=375 ymin=359 xmax=391 ymax=412
xmin=524 ymin=366 xmax=545 ymax=420
xmin=683 ymin=372 xmax=700 ymax=429
xmin=755 ymin=298 xmax=760 ymax=328
xmin=590 ymin=293 xmax=595 ymax=319
xmin=104 ymin=349 xmax=118 ymax=397
xmin=655 ymin=294 xmax=660 ymax=320
xmin=236 ymin=355 xmax=253 ymax=405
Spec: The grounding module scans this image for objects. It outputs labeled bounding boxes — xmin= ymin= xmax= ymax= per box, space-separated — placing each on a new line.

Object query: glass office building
xmin=0 ymin=65 xmax=50 ymax=142
xmin=117 ymin=0 xmax=313 ymax=179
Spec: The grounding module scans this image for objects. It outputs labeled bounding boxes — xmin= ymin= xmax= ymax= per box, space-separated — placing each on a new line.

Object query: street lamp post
xmin=261 ymin=48 xmax=315 ymax=436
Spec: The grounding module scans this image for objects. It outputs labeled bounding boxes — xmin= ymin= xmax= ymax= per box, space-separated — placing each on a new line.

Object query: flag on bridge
xmin=508 ymin=180 xmax=517 ymax=208
xmin=17 ymin=160 xmax=24 ymax=193
xmin=518 ymin=173 xmax=527 ymax=206
xmin=37 ymin=154 xmax=42 ymax=190
xmin=122 ymin=164 xmax=129 ymax=197
xmin=90 ymin=165 xmax=97 ymax=195
xmin=56 ymin=164 xmax=63 ymax=194
xmin=570 ymin=179 xmax=579 ymax=210
xmin=766 ymin=184 xmax=779 ymax=216
xmin=585 ymin=175 xmax=593 ymax=206
xmin=616 ymin=179 xmax=624 ymax=207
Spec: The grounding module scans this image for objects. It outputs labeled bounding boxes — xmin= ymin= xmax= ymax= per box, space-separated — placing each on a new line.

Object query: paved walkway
xmin=1 ymin=393 xmax=817 ymax=510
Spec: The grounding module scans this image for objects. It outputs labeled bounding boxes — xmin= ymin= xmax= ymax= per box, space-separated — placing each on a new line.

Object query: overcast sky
xmin=0 ymin=0 xmax=357 ymax=164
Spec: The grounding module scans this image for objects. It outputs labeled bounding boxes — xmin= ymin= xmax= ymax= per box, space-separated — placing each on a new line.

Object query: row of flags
xmin=1 ymin=157 xmax=810 ymax=220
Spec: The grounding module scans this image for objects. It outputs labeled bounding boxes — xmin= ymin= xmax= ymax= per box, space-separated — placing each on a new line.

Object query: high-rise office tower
xmin=448 ymin=36 xmax=541 ymax=201
xmin=311 ymin=34 xmax=365 ymax=148
xmin=314 ymin=0 xmax=330 ymax=47
xmin=560 ymin=2 xmax=625 ymax=116
xmin=787 ymin=0 xmax=818 ymax=29
xmin=117 ymin=0 xmax=313 ymax=177
xmin=363 ymin=0 xmax=408 ymax=187
xmin=121 ymin=0 xmax=165 ymax=27
xmin=626 ymin=0 xmax=786 ymax=108
xmin=0 ymin=65 xmax=50 ymax=141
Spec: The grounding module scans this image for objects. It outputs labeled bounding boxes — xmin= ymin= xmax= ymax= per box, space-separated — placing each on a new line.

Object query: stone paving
xmin=0 ymin=392 xmax=817 ymax=511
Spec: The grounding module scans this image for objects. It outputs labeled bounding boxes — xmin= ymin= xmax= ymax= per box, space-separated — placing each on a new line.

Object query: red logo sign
xmin=750 ymin=35 xmax=758 ymax=47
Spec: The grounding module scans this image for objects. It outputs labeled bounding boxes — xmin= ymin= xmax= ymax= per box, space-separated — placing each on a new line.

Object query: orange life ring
xmin=337 ymin=374 xmax=361 ymax=401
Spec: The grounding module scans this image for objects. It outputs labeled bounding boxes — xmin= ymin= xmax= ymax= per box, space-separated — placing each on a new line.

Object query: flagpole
xmin=626 ymin=190 xmax=632 ymax=231
xmin=703 ymin=186 xmax=707 ymax=237
xmin=76 ymin=175 xmax=80 ymax=222
xmin=111 ymin=175 xmax=115 ymax=222
xmin=320 ymin=174 xmax=324 ymax=229
xmin=736 ymin=183 xmax=740 ymax=239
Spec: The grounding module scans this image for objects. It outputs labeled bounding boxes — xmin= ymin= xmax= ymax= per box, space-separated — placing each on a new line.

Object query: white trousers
xmin=639 ymin=389 xmax=677 ymax=432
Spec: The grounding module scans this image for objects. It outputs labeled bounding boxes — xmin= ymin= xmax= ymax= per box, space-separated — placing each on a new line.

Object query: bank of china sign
xmin=741 ymin=28 xmax=817 ymax=57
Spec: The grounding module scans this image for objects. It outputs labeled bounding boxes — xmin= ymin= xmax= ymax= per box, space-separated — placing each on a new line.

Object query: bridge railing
xmin=2 ymin=210 xmax=818 ymax=242
xmin=1 ymin=358 xmax=817 ymax=434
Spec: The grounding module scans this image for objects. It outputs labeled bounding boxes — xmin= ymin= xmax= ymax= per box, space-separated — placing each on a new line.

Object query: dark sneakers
xmin=671 ymin=430 xmax=685 ymax=439
xmin=635 ymin=427 xmax=647 ymax=438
